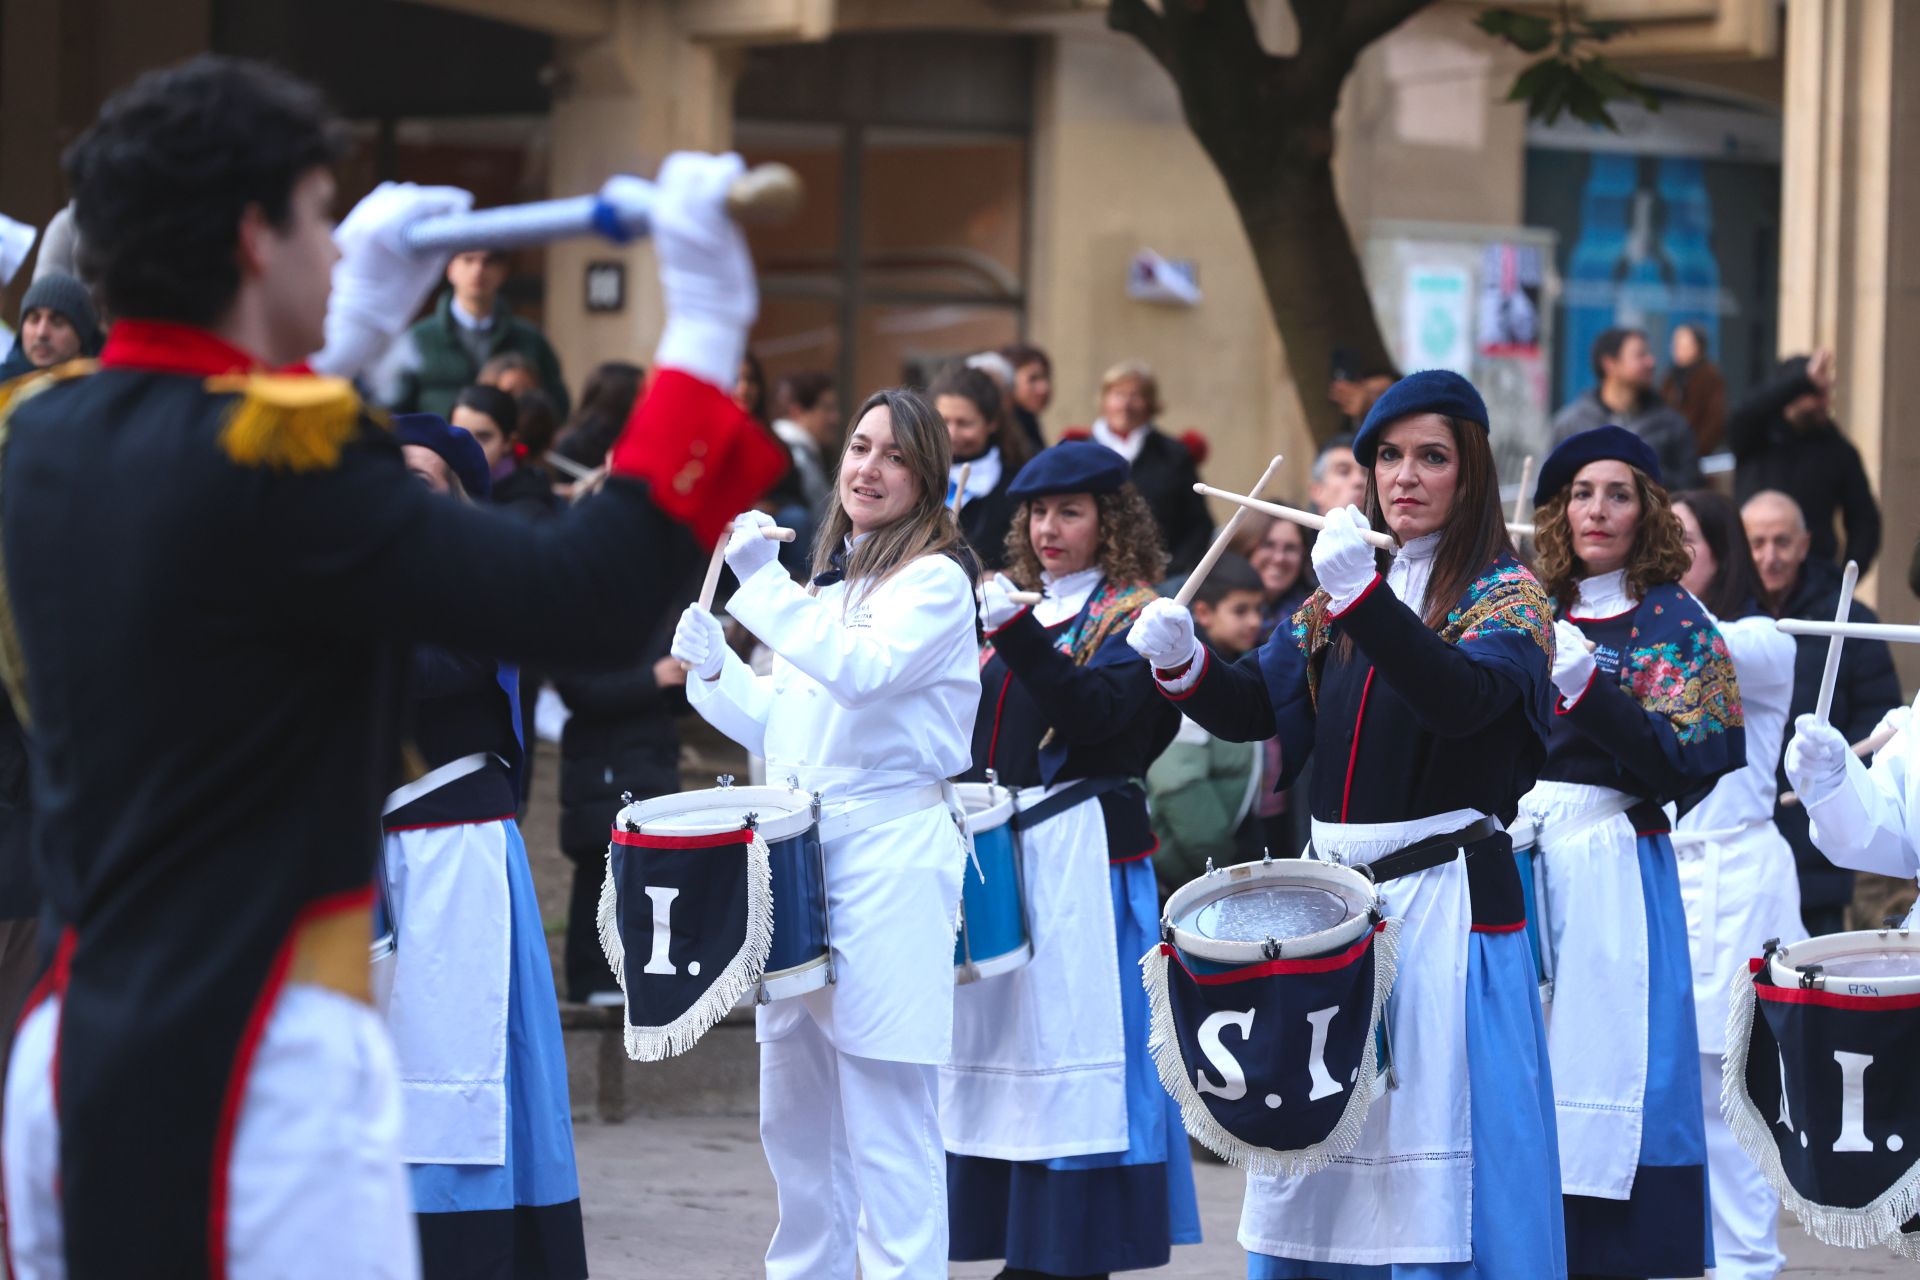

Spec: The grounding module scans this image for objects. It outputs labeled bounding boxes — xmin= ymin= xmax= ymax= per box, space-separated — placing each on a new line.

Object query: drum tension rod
xmin=1798 ymin=962 xmax=1823 ymax=991
xmin=1261 ymin=936 xmax=1281 ymax=961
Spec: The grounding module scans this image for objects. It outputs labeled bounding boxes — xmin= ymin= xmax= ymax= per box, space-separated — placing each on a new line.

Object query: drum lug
xmin=1204 ymin=857 xmax=1217 ymax=877
xmin=743 ymin=812 xmax=759 ymax=832
xmin=621 ymin=790 xmax=634 ymax=806
xmin=1798 ymin=962 xmax=1824 ymax=991
xmin=1261 ymin=935 xmax=1281 ymax=961
xmin=717 ymin=774 xmax=736 ymax=790
xmin=1761 ymin=936 xmax=1781 ymax=962
xmin=1160 ymin=920 xmax=1173 ymax=944
xmin=1261 ymin=846 xmax=1273 ymax=865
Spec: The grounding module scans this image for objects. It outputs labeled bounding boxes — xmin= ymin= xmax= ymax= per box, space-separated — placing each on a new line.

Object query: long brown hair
xmin=1533 ymin=464 xmax=1691 ymax=608
xmin=810 ymin=388 xmax=964 ymax=601
xmin=1354 ymin=415 xmax=1514 ymax=632
xmin=1000 ymin=486 xmax=1169 ymax=592
xmin=929 ymin=364 xmax=1032 ymax=471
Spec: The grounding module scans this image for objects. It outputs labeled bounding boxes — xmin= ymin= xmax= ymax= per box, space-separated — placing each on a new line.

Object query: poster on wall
xmin=1400 ymin=266 xmax=1473 ymax=375
xmin=1478 ymin=243 xmax=1544 ymax=358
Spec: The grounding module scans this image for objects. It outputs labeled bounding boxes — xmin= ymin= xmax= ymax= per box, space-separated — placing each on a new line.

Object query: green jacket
xmin=1147 ymin=719 xmax=1261 ymax=893
xmin=390 ymin=291 xmax=570 ymax=420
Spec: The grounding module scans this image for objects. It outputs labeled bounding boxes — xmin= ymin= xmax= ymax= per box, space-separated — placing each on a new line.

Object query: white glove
xmin=311 ymin=181 xmax=474 ymax=378
xmin=1550 ymin=619 xmax=1597 ymax=703
xmin=722 ymin=509 xmax=780 ymax=584
xmin=671 ymin=605 xmax=726 ymax=680
xmin=1785 ymin=714 xmax=1851 ymax=806
xmin=978 ymin=574 xmax=1029 ymax=633
xmin=1128 ymin=598 xmax=1202 ymax=672
xmin=639 ymin=154 xmax=758 ymax=392
xmin=1311 ymin=505 xmax=1378 ymax=611
xmin=1871 ymin=703 xmax=1914 ymax=755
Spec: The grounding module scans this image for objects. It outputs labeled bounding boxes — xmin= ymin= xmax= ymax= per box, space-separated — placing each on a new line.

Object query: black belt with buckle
xmin=1310 ymin=815 xmax=1524 ymax=930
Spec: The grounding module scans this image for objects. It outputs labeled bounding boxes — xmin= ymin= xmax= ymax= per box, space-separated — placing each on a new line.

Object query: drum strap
xmin=381 ymin=751 xmax=497 ymax=815
xmin=1351 ymin=816 xmax=1501 ymax=884
xmin=1012 ymin=776 xmax=1131 ymax=832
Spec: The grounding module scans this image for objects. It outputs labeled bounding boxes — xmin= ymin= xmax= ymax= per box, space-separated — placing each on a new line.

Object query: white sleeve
xmin=1804 ymin=728 xmax=1920 ymax=880
xmin=725 ymin=555 xmax=973 ymax=711
xmin=686 ymin=647 xmax=773 ymax=758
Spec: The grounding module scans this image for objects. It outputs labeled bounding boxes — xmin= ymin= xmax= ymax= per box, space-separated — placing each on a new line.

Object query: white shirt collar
xmin=450 ymin=298 xmax=494 ymax=331
xmin=1385 ymin=532 xmax=1440 ymax=616
xmin=950 ymin=446 xmax=1002 ymax=506
xmin=1035 ymin=565 xmax=1101 ymax=626
xmin=1573 ymin=568 xmax=1635 ymax=617
xmin=1090 ymin=418 xmax=1149 ymax=464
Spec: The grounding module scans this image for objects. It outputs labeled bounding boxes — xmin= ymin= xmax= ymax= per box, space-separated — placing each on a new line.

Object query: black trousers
xmin=563 ymin=846 xmax=619 ymax=1002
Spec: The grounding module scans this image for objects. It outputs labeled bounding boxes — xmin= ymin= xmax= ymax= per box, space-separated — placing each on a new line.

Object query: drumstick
xmin=543 ymin=451 xmax=596 ymax=482
xmin=694 ymin=525 xmax=798 ymax=613
xmin=1511 ymin=455 xmax=1534 ymax=526
xmin=950 ymin=462 xmax=970 ymax=515
xmin=401 ymin=163 xmax=803 ymax=255
xmin=1779 ymin=723 xmax=1901 ymax=805
xmin=1176 ymin=455 xmax=1284 ymax=607
xmin=1813 ymin=560 xmax=1859 ymax=725
xmin=1776 ymin=618 xmax=1920 ymax=645
xmin=1192 ymin=483 xmax=1396 ymax=551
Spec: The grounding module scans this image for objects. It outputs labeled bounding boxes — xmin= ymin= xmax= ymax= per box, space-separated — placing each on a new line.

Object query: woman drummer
xmin=945 ymin=440 xmax=1201 ymax=1279
xmin=1670 ymin=488 xmax=1804 ymax=1280
xmin=1522 ymin=425 xmax=1743 ymax=1280
xmin=669 ymin=388 xmax=981 ymax=1280
xmin=1128 ymin=370 xmax=1566 ymax=1278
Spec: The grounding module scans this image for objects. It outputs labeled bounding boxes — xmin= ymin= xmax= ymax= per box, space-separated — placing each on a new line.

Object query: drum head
xmin=617 ymin=786 xmax=816 ymax=842
xmin=953 ymin=782 xmax=1015 ymax=835
xmin=1164 ymin=858 xmax=1378 ymax=965
xmin=1770 ymin=929 xmax=1920 ymax=996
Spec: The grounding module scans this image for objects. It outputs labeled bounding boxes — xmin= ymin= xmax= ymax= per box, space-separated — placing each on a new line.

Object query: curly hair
xmin=1533 ymin=464 xmax=1691 ymax=608
xmin=1000 ymin=485 xmax=1168 ymax=591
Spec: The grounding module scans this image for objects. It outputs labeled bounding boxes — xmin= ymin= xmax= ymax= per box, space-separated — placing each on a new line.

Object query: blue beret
xmin=393 ymin=412 xmax=491 ymax=500
xmin=1352 ymin=369 xmax=1489 ymax=466
xmin=1533 ymin=424 xmax=1661 ymax=507
xmin=1007 ymin=440 xmax=1130 ymax=500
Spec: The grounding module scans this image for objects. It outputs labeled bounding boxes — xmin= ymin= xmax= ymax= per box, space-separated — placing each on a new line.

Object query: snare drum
xmin=618 ymin=784 xmax=831 ymax=1001
xmin=954 ymin=782 xmax=1032 ymax=983
xmin=1766 ymin=929 xmax=1920 ymax=997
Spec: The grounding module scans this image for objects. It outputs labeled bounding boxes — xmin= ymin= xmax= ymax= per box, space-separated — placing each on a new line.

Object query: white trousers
xmin=4 ymin=984 xmax=419 ymax=1280
xmin=760 ymin=1011 xmax=947 ymax=1279
xmin=1700 ymin=1051 xmax=1784 ymax=1280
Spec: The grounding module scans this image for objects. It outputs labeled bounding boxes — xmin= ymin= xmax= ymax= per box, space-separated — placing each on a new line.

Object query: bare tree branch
xmin=1106 ymin=0 xmax=1176 ymax=77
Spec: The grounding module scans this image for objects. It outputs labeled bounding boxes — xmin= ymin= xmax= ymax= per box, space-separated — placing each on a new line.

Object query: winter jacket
xmin=1730 ymin=367 xmax=1880 ymax=573
xmin=1147 ymin=719 xmax=1261 ymax=893
xmin=388 ymin=291 xmax=569 ymax=420
xmin=551 ymin=623 xmax=684 ymax=857
xmin=1551 ymin=388 xmax=1703 ymax=490
xmin=1662 ymin=359 xmax=1727 ymax=456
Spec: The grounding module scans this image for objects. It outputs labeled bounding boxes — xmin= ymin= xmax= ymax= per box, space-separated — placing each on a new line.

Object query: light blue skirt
xmin=409 ymin=820 xmax=586 ymax=1279
xmin=1249 ymin=926 xmax=1567 ymax=1279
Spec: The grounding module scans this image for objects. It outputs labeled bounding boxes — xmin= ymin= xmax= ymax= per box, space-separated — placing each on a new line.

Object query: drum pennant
xmin=1722 ymin=947 xmax=1920 ymax=1256
xmin=1141 ymin=915 xmax=1403 ymax=1177
xmin=597 ymin=820 xmax=774 ymax=1062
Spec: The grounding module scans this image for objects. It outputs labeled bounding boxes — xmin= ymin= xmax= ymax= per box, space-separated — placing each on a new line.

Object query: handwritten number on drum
xmin=1776 ymin=1049 xmax=1898 ymax=1154
xmin=1194 ymin=1005 xmax=1345 ymax=1107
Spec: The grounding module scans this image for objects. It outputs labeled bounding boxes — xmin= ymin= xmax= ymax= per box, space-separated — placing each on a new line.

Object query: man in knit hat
xmin=0 ymin=272 xmax=102 ymax=383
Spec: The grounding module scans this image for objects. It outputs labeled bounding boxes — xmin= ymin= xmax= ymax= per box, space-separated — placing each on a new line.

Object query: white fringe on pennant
xmin=1720 ymin=966 xmax=1920 ymax=1255
xmin=1141 ymin=916 xmax=1403 ymax=1178
xmin=597 ymin=829 xmax=775 ymax=1062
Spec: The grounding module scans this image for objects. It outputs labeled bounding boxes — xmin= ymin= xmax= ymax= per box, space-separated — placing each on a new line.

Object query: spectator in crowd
xmin=551 ymin=614 xmax=686 ymax=1005
xmin=450 ymin=384 xmax=555 ymax=521
xmin=386 ymin=248 xmax=569 ymax=419
xmin=0 ymin=272 xmax=103 ymax=382
xmin=733 ymin=351 xmax=768 ymax=423
xmin=1552 ymin=326 xmax=1702 ymax=489
xmin=933 ymin=363 xmax=1031 ymax=571
xmin=734 ymin=352 xmax=811 ymax=577
xmin=999 ymin=340 xmax=1052 ymax=449
xmin=551 ymin=360 xmax=643 ymax=472
xmin=512 ymin=387 xmax=562 ymax=471
xmin=1662 ymin=322 xmax=1726 ymax=456
xmin=769 ymin=369 xmax=838 ymax=520
xmin=1307 ymin=432 xmax=1368 ymax=514
xmin=1148 ymin=553 xmax=1267 ymax=893
xmin=478 ymin=349 xmax=540 ymax=399
xmin=1226 ymin=511 xmax=1316 ymax=856
xmin=1327 ymin=347 xmax=1397 ymax=432
xmin=1744 ymin=488 xmax=1902 ymax=936
xmin=1730 ymin=348 xmax=1880 ymax=574
xmin=1078 ymin=359 xmax=1214 ymax=572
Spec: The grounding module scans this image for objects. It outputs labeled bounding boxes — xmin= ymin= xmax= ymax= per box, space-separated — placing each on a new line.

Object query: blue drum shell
xmin=955 ymin=820 xmax=1028 ymax=972
xmin=765 ymin=825 xmax=828 ymax=976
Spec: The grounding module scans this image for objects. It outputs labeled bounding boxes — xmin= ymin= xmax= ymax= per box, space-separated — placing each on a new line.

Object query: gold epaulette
xmin=0 ymin=358 xmax=97 ymax=418
xmin=205 ymin=372 xmax=368 ymax=472
xmin=0 ymin=362 xmax=90 ymax=731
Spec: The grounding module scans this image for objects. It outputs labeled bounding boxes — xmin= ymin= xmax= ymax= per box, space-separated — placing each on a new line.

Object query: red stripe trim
xmin=1327 ymin=574 xmax=1383 ymax=620
xmin=1566 ymin=609 xmax=1633 ymax=623
xmin=1160 ymin=646 xmax=1210 ymax=702
xmin=1472 ymin=920 xmax=1529 ymax=934
xmin=97 ymin=319 xmax=263 ymax=377
xmin=611 ymin=827 xmax=751 ymax=850
xmin=209 ymin=885 xmax=373 ymax=1277
xmin=381 ymin=813 xmax=517 ymax=834
xmin=0 ymin=929 xmax=68 ymax=1278
xmin=1756 ymin=982 xmax=1920 ymax=1011
xmin=1340 ymin=668 xmax=1376 ymax=822
xmin=985 ymin=669 xmax=1014 ymax=771
xmin=1554 ymin=666 xmax=1597 ymax=715
xmin=1162 ymin=922 xmax=1381 ymax=983
xmin=1111 ymin=835 xmax=1160 ymax=864
xmin=983 ymin=606 xmax=1032 ymax=640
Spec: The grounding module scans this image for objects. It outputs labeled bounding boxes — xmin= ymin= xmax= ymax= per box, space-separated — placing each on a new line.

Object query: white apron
xmin=380 ymin=765 xmax=512 ymax=1166
xmin=1523 ymin=779 xmax=1647 ymax=1200
xmin=940 ymin=785 xmax=1129 ymax=1160
xmin=1238 ymin=808 xmax=1481 ymax=1266
xmin=754 ymin=763 xmax=969 ymax=1066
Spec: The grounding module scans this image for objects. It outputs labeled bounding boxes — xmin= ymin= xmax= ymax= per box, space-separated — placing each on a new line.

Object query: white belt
xmin=382 ymin=752 xmax=495 ymax=816
xmin=1669 ymin=816 xmax=1771 ymax=853
xmin=1529 ymin=791 xmax=1636 ymax=849
xmin=816 ymin=782 xmax=949 ymax=844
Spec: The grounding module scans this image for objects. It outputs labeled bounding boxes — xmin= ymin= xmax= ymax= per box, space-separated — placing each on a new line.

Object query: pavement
xmin=518 ymin=741 xmax=1909 ymax=1278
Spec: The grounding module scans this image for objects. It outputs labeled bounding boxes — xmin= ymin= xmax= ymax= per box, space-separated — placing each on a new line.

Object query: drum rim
xmin=953 ymin=781 xmax=1016 ymax=834
xmin=1507 ymin=817 xmax=1537 ymax=849
xmin=618 ymin=786 xmax=817 ymax=842
xmin=1163 ymin=858 xmax=1379 ymax=964
xmin=1769 ymin=928 xmax=1920 ymax=995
